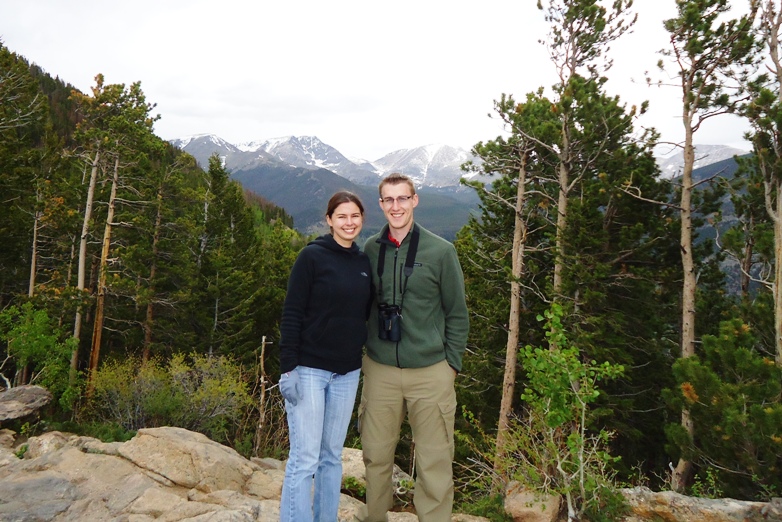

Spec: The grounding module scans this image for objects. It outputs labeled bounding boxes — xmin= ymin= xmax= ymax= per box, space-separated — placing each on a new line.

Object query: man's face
xmin=379 ymin=182 xmax=418 ymax=235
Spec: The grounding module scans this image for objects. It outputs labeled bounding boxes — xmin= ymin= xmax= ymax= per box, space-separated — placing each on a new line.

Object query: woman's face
xmin=326 ymin=201 xmax=363 ymax=247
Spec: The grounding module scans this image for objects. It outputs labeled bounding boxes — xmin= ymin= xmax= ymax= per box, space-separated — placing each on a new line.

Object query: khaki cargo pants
xmin=356 ymin=355 xmax=457 ymax=522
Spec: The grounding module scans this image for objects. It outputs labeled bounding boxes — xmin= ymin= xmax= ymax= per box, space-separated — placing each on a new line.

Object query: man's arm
xmin=440 ymin=245 xmax=469 ymax=373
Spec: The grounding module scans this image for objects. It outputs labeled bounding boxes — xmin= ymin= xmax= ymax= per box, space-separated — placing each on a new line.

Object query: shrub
xmin=513 ymin=304 xmax=628 ymax=521
xmin=0 ymin=302 xmax=80 ymax=410
xmin=86 ymin=353 xmax=252 ymax=445
xmin=457 ymin=304 xmax=628 ymax=522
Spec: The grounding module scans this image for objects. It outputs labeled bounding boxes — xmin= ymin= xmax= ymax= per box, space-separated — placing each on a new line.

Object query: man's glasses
xmin=380 ymin=195 xmax=414 ymax=206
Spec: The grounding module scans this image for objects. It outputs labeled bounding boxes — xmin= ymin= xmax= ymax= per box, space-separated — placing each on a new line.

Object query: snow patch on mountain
xmin=655 ymin=144 xmax=750 ymax=178
xmin=372 ymin=144 xmax=473 ymax=188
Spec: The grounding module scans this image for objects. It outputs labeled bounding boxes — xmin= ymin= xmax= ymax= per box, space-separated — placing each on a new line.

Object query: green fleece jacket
xmin=363 ymin=223 xmax=469 ymax=371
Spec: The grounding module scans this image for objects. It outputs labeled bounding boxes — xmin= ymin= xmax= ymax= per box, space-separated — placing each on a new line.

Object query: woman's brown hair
xmin=326 ymin=191 xmax=365 ymax=218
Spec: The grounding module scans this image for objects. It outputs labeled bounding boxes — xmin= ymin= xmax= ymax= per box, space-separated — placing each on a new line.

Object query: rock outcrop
xmin=2 ymin=426 xmax=780 ymax=521
xmin=621 ymin=486 xmax=782 ymax=522
xmin=0 ymin=426 xmax=489 ymax=522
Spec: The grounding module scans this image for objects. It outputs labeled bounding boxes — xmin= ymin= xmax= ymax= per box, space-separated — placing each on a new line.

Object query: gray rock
xmin=503 ymin=480 xmax=561 ymax=522
xmin=0 ymin=427 xmax=488 ymax=522
xmin=621 ymin=486 xmax=782 ymax=522
xmin=0 ymin=385 xmax=52 ymax=421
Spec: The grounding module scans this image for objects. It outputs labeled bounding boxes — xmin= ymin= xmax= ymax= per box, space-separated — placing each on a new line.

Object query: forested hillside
xmin=0 ymin=42 xmax=303 ymax=454
xmin=2 ymin=0 xmax=782 ymax=518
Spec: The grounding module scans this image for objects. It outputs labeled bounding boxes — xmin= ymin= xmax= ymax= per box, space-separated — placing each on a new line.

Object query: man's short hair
xmin=378 ymin=172 xmax=416 ymax=197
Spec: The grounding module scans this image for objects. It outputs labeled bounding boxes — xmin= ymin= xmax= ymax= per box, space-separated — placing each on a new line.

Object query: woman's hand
xmin=280 ymin=368 xmax=302 ymax=406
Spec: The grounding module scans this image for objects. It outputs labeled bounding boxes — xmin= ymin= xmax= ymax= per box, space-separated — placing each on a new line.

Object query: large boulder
xmin=118 ymin=426 xmax=260 ymax=492
xmin=504 ymin=480 xmax=561 ymax=522
xmin=0 ymin=385 xmax=52 ymax=421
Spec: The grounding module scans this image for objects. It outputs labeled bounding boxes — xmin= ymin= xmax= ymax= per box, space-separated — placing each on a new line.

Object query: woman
xmin=278 ymin=190 xmax=372 ymax=522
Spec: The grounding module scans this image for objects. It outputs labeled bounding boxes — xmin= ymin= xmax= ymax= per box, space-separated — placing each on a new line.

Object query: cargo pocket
xmin=356 ymin=395 xmax=368 ymax=435
xmin=438 ymin=400 xmax=457 ymax=455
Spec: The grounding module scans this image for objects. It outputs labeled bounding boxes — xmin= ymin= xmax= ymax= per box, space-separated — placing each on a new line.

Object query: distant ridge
xmin=654 ymin=144 xmax=750 ymax=178
xmin=170 ymin=134 xmax=476 ymax=189
xmin=171 ymin=134 xmax=751 ymax=238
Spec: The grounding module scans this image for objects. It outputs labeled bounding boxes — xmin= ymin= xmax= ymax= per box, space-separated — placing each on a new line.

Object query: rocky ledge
xmin=0 ymin=426 xmax=488 ymax=522
xmin=1 ymin=425 xmax=780 ymax=522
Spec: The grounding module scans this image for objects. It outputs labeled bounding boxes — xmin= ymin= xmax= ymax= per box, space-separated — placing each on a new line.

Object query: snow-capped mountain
xmin=171 ymin=134 xmax=475 ymax=188
xmin=172 ymin=135 xmax=750 ymax=192
xmin=236 ymin=136 xmax=379 ymax=185
xmin=373 ymin=144 xmax=475 ymax=188
xmin=170 ymin=134 xmax=239 ymax=160
xmin=169 ymin=134 xmax=282 ymax=172
xmin=655 ymin=144 xmax=750 ymax=178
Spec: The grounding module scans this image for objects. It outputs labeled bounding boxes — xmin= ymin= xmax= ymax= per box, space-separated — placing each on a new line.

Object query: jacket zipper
xmin=392 ymin=247 xmax=401 ymax=367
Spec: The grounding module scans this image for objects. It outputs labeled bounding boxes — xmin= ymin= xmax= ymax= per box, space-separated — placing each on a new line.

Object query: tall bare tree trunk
xmin=72 ymin=148 xmax=100 ymax=381
xmin=764 ymin=2 xmax=782 ymax=367
xmin=553 ymin=120 xmax=571 ymax=299
xmin=673 ymin=133 xmax=696 ymax=492
xmin=494 ymin=152 xmax=529 ymax=477
xmin=210 ymin=273 xmax=219 ymax=357
xmin=86 ymin=153 xmax=119 ymax=397
xmin=197 ymin=186 xmax=210 ymax=269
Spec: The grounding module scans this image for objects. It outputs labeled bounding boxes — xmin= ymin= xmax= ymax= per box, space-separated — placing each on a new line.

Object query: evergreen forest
xmin=2 ymin=1 xmax=782 ymax=519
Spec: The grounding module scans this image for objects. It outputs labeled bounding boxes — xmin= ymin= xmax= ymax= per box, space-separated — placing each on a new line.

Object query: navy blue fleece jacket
xmin=279 ymin=234 xmax=372 ymax=374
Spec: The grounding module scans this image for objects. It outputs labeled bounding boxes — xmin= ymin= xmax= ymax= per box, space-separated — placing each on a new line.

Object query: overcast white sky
xmin=1 ymin=0 xmax=751 ymax=161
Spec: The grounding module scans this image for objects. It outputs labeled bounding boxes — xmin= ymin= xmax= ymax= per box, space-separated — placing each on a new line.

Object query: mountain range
xmin=170 ymin=134 xmax=750 ymax=239
xmin=169 ymin=135 xmax=481 ymax=239
xmin=170 ymin=134 xmax=478 ymax=189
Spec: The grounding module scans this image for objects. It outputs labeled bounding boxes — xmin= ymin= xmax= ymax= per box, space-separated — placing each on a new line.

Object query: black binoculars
xmin=377 ymin=303 xmax=402 ymax=342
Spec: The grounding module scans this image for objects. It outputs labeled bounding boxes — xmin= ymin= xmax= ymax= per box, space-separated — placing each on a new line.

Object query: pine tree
xmin=744 ymin=0 xmax=782 ymax=366
xmin=656 ymin=0 xmax=759 ymax=490
xmin=0 ymin=44 xmax=47 ymax=307
xmin=70 ymin=75 xmax=162 ymax=394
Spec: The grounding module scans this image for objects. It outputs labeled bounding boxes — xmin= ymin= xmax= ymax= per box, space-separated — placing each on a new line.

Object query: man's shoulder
xmin=416 ymin=224 xmax=453 ymax=249
xmin=362 ymin=231 xmax=382 ymax=252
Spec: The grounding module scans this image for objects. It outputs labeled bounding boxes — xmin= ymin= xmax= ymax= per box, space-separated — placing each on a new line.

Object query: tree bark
xmin=71 ymin=147 xmax=100 ymax=382
xmin=86 ymin=153 xmax=119 ymax=397
xmin=28 ymin=208 xmax=40 ymax=298
xmin=494 ymin=152 xmax=529 ymax=478
xmin=672 ymin=122 xmax=696 ymax=493
xmin=740 ymin=216 xmax=754 ymax=298
xmin=553 ymin=119 xmax=570 ymax=300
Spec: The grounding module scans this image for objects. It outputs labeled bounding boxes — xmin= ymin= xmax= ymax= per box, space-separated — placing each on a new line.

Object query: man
xmin=358 ymin=172 xmax=469 ymax=522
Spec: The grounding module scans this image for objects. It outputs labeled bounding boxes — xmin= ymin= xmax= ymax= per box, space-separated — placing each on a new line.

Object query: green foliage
xmin=341 ymin=476 xmax=366 ymax=501
xmin=457 ymin=2 xmax=681 ymax=482
xmin=455 ymin=493 xmax=512 ymax=522
xmin=0 ymin=302 xmax=80 ymax=409
xmin=85 ymin=353 xmax=252 ymax=446
xmin=55 ymin=420 xmax=137 ymax=443
xmin=664 ymin=318 xmax=782 ymax=500
xmin=689 ymin=467 xmax=724 ymax=499
xmin=514 ymin=304 xmax=628 ymax=521
xmin=456 ymin=305 xmax=629 ymax=520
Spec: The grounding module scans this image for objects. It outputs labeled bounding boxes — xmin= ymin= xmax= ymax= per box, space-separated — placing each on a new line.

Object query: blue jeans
xmin=280 ymin=366 xmax=360 ymax=522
